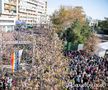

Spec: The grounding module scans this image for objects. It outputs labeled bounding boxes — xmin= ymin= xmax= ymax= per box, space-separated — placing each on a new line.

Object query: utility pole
xmin=0 ymin=26 xmax=3 ymax=61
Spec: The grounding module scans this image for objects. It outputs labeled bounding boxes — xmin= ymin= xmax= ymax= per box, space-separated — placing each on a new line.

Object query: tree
xmin=51 ymin=6 xmax=86 ymax=34
xmin=14 ymin=27 xmax=68 ymax=90
xmin=60 ymin=20 xmax=92 ymax=51
xmin=84 ymin=34 xmax=100 ymax=53
xmin=98 ymin=18 xmax=108 ymax=34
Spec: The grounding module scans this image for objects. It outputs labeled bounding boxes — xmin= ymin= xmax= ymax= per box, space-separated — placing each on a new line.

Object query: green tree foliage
xmin=98 ymin=18 xmax=108 ymax=34
xmin=62 ymin=20 xmax=91 ymax=51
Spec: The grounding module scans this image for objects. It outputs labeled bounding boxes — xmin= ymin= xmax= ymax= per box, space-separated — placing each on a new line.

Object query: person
xmin=2 ymin=77 xmax=6 ymax=90
xmin=0 ymin=79 xmax=3 ymax=89
xmin=6 ymin=77 xmax=12 ymax=90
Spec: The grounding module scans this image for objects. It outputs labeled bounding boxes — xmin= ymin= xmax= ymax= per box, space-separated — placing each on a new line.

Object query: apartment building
xmin=0 ymin=0 xmax=47 ymax=31
xmin=18 ymin=0 xmax=47 ymax=24
xmin=0 ymin=0 xmax=17 ymax=31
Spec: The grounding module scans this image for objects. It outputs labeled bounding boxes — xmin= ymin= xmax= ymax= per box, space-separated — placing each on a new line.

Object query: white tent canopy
xmin=98 ymin=42 xmax=108 ymax=50
xmin=95 ymin=42 xmax=108 ymax=57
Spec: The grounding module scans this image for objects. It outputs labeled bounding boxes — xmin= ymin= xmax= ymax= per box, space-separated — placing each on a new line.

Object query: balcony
xmin=27 ymin=0 xmax=38 ymax=6
xmin=2 ymin=12 xmax=17 ymax=16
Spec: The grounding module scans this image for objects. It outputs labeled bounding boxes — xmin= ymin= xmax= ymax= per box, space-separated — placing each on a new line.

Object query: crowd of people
xmin=65 ymin=50 xmax=108 ymax=90
xmin=0 ymin=50 xmax=108 ymax=90
xmin=0 ymin=73 xmax=16 ymax=90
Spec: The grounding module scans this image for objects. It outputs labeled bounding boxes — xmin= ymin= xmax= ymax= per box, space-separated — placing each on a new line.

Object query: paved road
xmin=96 ymin=34 xmax=108 ymax=42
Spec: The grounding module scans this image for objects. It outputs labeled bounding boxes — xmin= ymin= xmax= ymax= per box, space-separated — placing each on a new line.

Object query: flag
xmin=14 ymin=50 xmax=19 ymax=71
xmin=11 ymin=51 xmax=15 ymax=73
xmin=18 ymin=49 xmax=23 ymax=63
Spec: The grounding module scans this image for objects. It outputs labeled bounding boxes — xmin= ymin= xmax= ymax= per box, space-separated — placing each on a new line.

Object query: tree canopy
xmin=51 ymin=6 xmax=92 ymax=51
xmin=98 ymin=18 xmax=108 ymax=34
xmin=84 ymin=34 xmax=100 ymax=53
xmin=13 ymin=28 xmax=68 ymax=90
xmin=61 ymin=20 xmax=91 ymax=43
xmin=51 ymin=6 xmax=86 ymax=33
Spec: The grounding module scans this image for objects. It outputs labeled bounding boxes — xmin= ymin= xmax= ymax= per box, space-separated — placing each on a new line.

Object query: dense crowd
xmin=0 ymin=73 xmax=16 ymax=90
xmin=65 ymin=50 xmax=108 ymax=90
xmin=0 ymin=50 xmax=108 ymax=90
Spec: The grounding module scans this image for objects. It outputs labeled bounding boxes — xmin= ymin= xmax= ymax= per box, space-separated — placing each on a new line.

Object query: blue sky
xmin=47 ymin=0 xmax=108 ymax=20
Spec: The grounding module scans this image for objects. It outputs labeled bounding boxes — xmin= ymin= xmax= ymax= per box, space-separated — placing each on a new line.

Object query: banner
xmin=19 ymin=49 xmax=23 ymax=63
xmin=11 ymin=49 xmax=23 ymax=73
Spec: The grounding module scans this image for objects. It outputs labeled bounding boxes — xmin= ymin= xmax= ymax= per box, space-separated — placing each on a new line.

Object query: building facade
xmin=0 ymin=0 xmax=17 ymax=31
xmin=18 ymin=0 xmax=47 ymax=24
xmin=0 ymin=0 xmax=47 ymax=31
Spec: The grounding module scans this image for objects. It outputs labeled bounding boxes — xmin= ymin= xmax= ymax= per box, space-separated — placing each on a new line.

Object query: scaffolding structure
xmin=0 ymin=24 xmax=51 ymax=73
